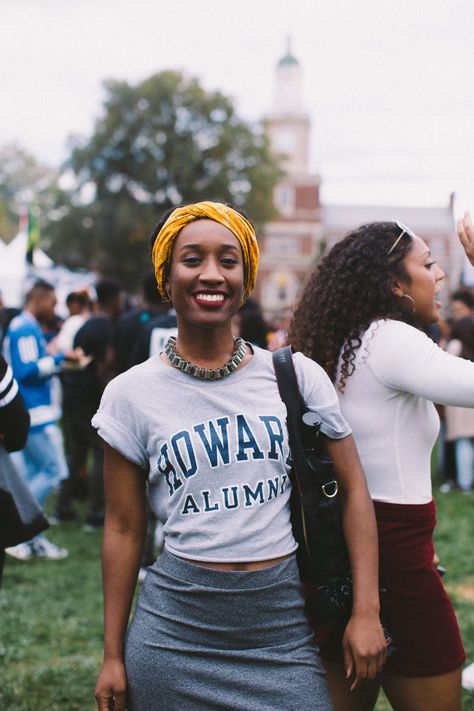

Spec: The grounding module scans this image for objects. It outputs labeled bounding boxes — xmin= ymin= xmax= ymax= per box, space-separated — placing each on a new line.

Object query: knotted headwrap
xmin=151 ymin=201 xmax=259 ymax=301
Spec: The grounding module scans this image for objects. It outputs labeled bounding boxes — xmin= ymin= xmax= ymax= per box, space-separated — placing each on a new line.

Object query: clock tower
xmin=266 ymin=38 xmax=311 ymax=176
xmin=257 ymin=41 xmax=322 ymax=319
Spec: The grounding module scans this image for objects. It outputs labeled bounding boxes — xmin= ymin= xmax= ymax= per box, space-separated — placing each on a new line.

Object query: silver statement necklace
xmin=165 ymin=336 xmax=247 ymax=380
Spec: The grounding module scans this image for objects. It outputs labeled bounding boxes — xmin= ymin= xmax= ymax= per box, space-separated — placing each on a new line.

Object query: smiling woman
xmin=91 ymin=201 xmax=386 ymax=711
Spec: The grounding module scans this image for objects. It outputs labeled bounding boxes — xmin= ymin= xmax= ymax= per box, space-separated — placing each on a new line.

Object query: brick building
xmin=255 ymin=44 xmax=463 ymax=316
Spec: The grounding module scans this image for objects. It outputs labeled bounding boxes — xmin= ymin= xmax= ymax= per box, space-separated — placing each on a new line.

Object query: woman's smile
xmin=192 ymin=290 xmax=228 ymax=308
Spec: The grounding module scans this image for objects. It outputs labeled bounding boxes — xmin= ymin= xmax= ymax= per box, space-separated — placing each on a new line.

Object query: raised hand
xmin=457 ymin=211 xmax=474 ymax=266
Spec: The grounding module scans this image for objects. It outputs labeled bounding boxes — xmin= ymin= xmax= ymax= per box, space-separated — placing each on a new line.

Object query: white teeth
xmin=196 ymin=293 xmax=224 ymax=302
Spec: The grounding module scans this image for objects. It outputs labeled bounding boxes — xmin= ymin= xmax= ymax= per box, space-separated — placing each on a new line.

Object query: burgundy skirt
xmin=315 ymin=498 xmax=466 ymax=677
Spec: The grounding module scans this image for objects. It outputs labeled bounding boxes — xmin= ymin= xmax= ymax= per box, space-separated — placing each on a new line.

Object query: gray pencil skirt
xmin=124 ymin=549 xmax=332 ymax=711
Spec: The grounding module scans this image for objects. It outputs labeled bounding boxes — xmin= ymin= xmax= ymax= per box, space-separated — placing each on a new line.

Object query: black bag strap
xmin=273 ymin=347 xmax=339 ymax=499
xmin=272 ymin=347 xmax=317 ymax=496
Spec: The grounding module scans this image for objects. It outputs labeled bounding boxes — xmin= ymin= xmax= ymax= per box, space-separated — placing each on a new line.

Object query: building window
xmin=275 ymin=185 xmax=294 ymax=214
xmin=265 ymin=235 xmax=299 ymax=256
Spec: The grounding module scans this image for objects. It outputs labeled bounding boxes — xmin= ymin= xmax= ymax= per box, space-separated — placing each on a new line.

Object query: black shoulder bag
xmin=273 ymin=346 xmax=354 ymax=627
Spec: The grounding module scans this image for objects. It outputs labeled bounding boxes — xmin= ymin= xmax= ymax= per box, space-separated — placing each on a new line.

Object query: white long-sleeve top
xmin=337 ymin=319 xmax=474 ymax=503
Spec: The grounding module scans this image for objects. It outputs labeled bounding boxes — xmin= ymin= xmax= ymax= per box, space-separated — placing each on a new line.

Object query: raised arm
xmin=323 ymin=434 xmax=387 ymax=691
xmin=95 ymin=443 xmax=147 ymax=711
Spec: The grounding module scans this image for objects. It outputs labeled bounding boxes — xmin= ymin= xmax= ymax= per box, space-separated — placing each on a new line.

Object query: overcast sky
xmin=2 ymin=0 xmax=474 ymax=209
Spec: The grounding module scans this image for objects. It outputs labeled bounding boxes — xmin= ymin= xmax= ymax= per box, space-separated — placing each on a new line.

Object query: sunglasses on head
xmin=387 ymin=221 xmax=416 ymax=256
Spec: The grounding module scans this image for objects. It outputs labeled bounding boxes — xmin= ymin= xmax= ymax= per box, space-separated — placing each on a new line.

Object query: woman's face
xmin=396 ymin=234 xmax=445 ymax=324
xmin=165 ymin=219 xmax=245 ymax=330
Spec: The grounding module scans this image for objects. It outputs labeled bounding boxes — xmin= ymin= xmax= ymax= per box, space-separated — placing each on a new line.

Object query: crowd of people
xmin=0 ymin=268 xmax=291 ymax=565
xmin=0 ymin=272 xmax=178 ymax=559
xmin=1 ymin=205 xmax=474 ymax=710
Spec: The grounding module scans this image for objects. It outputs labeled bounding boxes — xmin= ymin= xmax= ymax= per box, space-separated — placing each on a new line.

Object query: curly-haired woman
xmin=289 ymin=214 xmax=474 ymax=711
xmin=91 ymin=201 xmax=386 ymax=711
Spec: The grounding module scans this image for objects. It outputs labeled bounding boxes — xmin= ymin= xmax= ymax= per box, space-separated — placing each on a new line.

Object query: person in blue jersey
xmin=92 ymin=202 xmax=386 ymax=711
xmin=4 ymin=280 xmax=78 ymax=560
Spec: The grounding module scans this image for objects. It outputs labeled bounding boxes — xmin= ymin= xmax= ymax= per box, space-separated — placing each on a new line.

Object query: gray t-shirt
xmin=92 ymin=346 xmax=351 ymax=563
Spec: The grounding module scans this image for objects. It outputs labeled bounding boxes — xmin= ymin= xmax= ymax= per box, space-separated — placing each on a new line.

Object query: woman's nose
xmin=199 ymin=258 xmax=225 ymax=283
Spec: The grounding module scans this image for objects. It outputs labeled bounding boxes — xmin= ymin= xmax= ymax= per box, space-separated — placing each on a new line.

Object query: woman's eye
xmin=425 ymin=261 xmax=436 ymax=270
xmin=221 ymin=258 xmax=238 ymax=266
xmin=183 ymin=256 xmax=200 ymax=265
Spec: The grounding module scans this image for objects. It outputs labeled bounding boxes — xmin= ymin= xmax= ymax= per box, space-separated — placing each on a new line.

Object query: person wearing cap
xmin=92 ymin=201 xmax=386 ymax=711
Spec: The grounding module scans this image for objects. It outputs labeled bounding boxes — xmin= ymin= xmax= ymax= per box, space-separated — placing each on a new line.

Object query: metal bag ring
xmin=321 ymin=481 xmax=338 ymax=498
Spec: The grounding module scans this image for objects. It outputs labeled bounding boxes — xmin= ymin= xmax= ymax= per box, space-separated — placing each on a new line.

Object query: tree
xmin=46 ymin=71 xmax=282 ymax=288
xmin=0 ymin=144 xmax=59 ymax=242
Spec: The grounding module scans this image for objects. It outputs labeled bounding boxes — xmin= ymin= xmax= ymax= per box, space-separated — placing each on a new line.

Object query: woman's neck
xmin=174 ymin=324 xmax=238 ymax=369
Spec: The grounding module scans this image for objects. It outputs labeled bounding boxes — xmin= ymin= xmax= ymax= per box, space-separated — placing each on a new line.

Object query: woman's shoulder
xmin=350 ymin=319 xmax=434 ymax=376
xmin=291 ymin=351 xmax=339 ymax=398
xmin=292 ymin=350 xmax=328 ymax=377
xmin=364 ymin=317 xmax=412 ymax=335
xmin=102 ymin=357 xmax=166 ymax=399
xmin=262 ymin=345 xmax=328 ymax=379
xmin=254 ymin=346 xmax=333 ymax=394
xmin=363 ymin=318 xmax=426 ymax=346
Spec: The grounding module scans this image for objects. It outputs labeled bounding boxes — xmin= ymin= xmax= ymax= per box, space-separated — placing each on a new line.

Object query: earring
xmin=401 ymin=293 xmax=416 ymax=314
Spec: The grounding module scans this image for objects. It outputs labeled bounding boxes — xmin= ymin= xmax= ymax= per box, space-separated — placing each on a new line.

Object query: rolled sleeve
xmin=91 ymin=375 xmax=149 ymax=470
xmin=91 ymin=411 xmax=147 ymax=469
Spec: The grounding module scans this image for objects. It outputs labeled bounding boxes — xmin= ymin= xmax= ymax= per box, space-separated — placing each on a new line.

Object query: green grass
xmin=0 ymin=492 xmax=473 ymax=710
xmin=0 ymin=520 xmax=103 ymax=711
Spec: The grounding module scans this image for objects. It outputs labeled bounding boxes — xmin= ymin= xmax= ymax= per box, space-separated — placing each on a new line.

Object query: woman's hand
xmin=342 ymin=612 xmax=387 ymax=692
xmin=95 ymin=658 xmax=127 ymax=711
xmin=457 ymin=211 xmax=474 ymax=265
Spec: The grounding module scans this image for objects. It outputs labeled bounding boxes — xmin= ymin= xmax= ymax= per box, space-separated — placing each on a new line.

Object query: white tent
xmin=0 ymin=232 xmax=95 ymax=311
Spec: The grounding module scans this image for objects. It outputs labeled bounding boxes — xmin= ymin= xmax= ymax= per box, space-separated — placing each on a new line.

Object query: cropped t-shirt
xmin=92 ymin=346 xmax=351 ymax=563
xmin=336 ymin=319 xmax=474 ymax=504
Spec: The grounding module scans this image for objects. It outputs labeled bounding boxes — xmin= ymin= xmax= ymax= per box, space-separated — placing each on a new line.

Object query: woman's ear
xmin=391 ymin=279 xmax=404 ymax=298
xmin=164 ymin=279 xmax=172 ymax=303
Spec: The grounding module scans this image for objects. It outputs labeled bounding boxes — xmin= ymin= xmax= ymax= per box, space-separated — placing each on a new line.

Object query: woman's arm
xmin=95 ymin=443 xmax=147 ymax=711
xmin=369 ymin=321 xmax=474 ymax=407
xmin=323 ymin=434 xmax=387 ymax=692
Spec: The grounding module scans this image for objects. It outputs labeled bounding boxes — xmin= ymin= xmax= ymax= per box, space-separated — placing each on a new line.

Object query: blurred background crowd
xmin=1 ymin=0 xmax=473 ymax=579
xmin=1 ymin=271 xmax=473 ymax=567
xmin=0 ymin=271 xmax=293 ymax=564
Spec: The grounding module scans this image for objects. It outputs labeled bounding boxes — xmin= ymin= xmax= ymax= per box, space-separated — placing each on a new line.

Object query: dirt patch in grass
xmin=452 ymin=583 xmax=474 ymax=603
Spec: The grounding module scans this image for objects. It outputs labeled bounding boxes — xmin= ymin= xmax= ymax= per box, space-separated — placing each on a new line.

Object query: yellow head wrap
xmin=151 ymin=201 xmax=259 ymax=301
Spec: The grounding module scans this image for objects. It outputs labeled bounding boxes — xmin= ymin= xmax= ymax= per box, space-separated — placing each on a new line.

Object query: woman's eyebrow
xmin=178 ymin=243 xmax=240 ymax=252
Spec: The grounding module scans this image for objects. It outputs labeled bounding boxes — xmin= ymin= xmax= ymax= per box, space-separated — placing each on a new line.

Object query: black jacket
xmin=0 ymin=354 xmax=30 ymax=451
